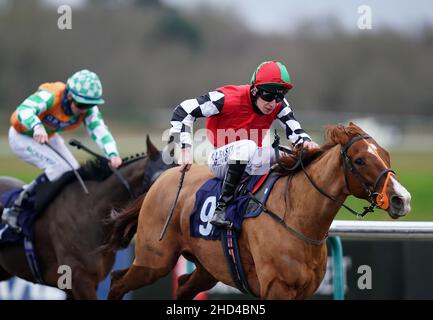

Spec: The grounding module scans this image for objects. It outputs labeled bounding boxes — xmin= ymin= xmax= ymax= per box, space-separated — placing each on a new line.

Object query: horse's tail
xmin=100 ymin=193 xmax=145 ymax=253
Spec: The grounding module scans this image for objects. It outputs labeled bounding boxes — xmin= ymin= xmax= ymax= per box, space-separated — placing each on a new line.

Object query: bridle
xmin=339 ymin=135 xmax=395 ymax=215
xmin=249 ymin=134 xmax=396 ymax=246
xmin=301 ymin=135 xmax=395 ymax=218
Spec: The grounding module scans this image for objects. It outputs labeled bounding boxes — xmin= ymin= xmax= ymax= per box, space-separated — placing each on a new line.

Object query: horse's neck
xmin=89 ymin=162 xmax=143 ymax=218
xmin=278 ymin=145 xmax=347 ymax=240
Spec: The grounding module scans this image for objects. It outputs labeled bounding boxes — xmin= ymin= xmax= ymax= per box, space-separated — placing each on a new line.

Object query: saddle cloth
xmin=190 ymin=172 xmax=280 ymax=240
xmin=0 ymin=171 xmax=77 ymax=244
xmin=0 ymin=188 xmax=38 ymax=243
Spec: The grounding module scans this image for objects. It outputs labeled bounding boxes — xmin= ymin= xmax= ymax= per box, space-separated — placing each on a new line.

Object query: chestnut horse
xmin=0 ymin=137 xmax=169 ymax=299
xmin=108 ymin=123 xmax=411 ymax=300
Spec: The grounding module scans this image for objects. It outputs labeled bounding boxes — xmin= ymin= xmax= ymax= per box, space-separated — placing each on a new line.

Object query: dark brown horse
xmin=0 ymin=137 xmax=169 ymax=299
xmin=107 ymin=123 xmax=411 ymax=300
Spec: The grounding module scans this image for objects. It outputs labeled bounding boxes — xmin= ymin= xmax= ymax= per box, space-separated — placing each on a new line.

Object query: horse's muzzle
xmin=388 ymin=193 xmax=411 ymax=219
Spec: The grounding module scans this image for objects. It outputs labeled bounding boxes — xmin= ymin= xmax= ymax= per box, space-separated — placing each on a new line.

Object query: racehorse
xmin=107 ymin=123 xmax=411 ymax=300
xmin=0 ymin=137 xmax=168 ymax=299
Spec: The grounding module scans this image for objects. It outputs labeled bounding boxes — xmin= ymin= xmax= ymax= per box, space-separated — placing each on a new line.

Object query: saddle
xmin=34 ymin=171 xmax=76 ymax=213
xmin=0 ymin=171 xmax=77 ymax=242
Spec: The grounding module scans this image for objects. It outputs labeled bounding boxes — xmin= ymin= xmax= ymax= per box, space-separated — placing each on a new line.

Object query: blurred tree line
xmin=1 ymin=0 xmax=433 ymax=130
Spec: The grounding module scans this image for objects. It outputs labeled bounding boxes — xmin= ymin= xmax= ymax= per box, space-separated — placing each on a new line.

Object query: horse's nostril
xmin=391 ymin=195 xmax=404 ymax=209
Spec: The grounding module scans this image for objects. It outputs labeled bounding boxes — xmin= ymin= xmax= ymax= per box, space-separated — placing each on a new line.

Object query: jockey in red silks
xmin=169 ymin=61 xmax=319 ymax=228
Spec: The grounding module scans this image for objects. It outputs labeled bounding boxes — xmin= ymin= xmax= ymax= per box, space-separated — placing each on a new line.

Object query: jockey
xmin=169 ymin=61 xmax=319 ymax=228
xmin=2 ymin=69 xmax=122 ymax=232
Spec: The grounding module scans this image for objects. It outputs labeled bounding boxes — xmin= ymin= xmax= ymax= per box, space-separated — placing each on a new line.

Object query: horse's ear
xmin=146 ymin=135 xmax=160 ymax=161
xmin=348 ymin=122 xmax=366 ymax=135
xmin=349 ymin=122 xmax=363 ymax=131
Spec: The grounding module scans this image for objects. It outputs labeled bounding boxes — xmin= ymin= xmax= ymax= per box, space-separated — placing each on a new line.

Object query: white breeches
xmin=8 ymin=126 xmax=79 ymax=181
xmin=207 ymin=140 xmax=277 ymax=179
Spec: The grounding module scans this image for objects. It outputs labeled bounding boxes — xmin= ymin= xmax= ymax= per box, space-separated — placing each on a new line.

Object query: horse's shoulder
xmin=190 ymin=164 xmax=212 ymax=175
xmin=159 ymin=165 xmax=212 ymax=179
xmin=188 ymin=165 xmax=213 ymax=183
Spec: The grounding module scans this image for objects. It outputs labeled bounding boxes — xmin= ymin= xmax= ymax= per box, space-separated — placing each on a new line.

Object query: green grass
xmin=1 ymin=152 xmax=432 ymax=220
xmin=0 ymin=159 xmax=40 ymax=181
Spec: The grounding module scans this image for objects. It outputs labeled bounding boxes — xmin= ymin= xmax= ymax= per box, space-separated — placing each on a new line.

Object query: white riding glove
xmin=33 ymin=124 xmax=49 ymax=144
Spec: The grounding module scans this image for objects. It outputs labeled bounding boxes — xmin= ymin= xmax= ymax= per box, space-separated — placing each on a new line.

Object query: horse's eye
xmin=355 ymin=158 xmax=365 ymax=166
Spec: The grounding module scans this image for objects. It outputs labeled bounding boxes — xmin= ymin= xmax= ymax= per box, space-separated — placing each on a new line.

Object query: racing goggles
xmin=74 ymin=101 xmax=95 ymax=110
xmin=257 ymin=87 xmax=287 ymax=103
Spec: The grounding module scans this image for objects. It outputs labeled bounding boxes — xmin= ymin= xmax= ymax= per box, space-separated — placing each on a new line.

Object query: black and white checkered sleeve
xmin=277 ymin=99 xmax=311 ymax=146
xmin=169 ymin=91 xmax=225 ymax=148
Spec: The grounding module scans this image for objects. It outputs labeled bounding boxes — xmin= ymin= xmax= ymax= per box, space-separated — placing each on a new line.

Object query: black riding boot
xmin=210 ymin=162 xmax=247 ymax=228
xmin=1 ymin=174 xmax=46 ymax=233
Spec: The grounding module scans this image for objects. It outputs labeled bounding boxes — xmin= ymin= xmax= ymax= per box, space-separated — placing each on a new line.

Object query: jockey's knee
xmin=66 ymin=157 xmax=80 ymax=171
xmin=242 ymin=140 xmax=258 ymax=153
xmin=245 ymin=146 xmax=274 ymax=176
xmin=229 ymin=140 xmax=258 ymax=164
xmin=45 ymin=166 xmax=71 ymax=181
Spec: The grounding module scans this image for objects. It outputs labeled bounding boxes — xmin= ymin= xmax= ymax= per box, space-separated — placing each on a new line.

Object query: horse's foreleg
xmin=263 ymin=278 xmax=298 ymax=300
xmin=177 ymin=272 xmax=191 ymax=287
xmin=71 ymin=268 xmax=98 ymax=300
xmin=176 ymin=265 xmax=217 ymax=300
xmin=111 ymin=267 xmax=129 ymax=281
xmin=108 ymin=264 xmax=172 ymax=300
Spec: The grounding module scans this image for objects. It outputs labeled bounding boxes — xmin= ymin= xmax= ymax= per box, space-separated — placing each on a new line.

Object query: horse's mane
xmin=274 ymin=123 xmax=368 ymax=176
xmin=77 ymin=153 xmax=146 ymax=181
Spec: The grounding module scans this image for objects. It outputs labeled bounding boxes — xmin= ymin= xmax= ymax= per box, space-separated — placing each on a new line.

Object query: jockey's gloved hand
xmin=179 ymin=147 xmax=192 ymax=172
xmin=33 ymin=124 xmax=48 ymax=144
xmin=302 ymin=140 xmax=320 ymax=150
xmin=109 ymin=156 xmax=122 ymax=169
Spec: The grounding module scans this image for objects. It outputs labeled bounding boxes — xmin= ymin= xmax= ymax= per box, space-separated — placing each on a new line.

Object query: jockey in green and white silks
xmin=3 ymin=69 xmax=122 ymax=232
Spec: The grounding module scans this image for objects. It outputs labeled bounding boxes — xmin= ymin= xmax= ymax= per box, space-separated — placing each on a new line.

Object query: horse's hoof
xmin=111 ymin=268 xmax=128 ymax=281
xmin=107 ymin=291 xmax=119 ymax=300
xmin=111 ymin=272 xmax=121 ymax=281
xmin=108 ymin=286 xmax=124 ymax=300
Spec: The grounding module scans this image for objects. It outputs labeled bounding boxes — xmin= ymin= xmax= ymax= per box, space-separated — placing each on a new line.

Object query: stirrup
xmin=1 ymin=208 xmax=22 ymax=233
xmin=211 ymin=219 xmax=233 ymax=229
xmin=8 ymin=224 xmax=22 ymax=233
xmin=210 ymin=212 xmax=233 ymax=229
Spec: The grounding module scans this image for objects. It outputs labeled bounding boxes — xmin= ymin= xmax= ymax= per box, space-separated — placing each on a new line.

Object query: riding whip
xmin=159 ymin=168 xmax=186 ymax=241
xmin=44 ymin=142 xmax=89 ymax=195
xmin=69 ymin=139 xmax=108 ymax=163
xmin=69 ymin=139 xmax=134 ymax=198
xmin=272 ymin=129 xmax=281 ymax=161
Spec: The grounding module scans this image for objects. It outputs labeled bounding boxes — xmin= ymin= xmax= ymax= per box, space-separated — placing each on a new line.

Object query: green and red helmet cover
xmin=250 ymin=61 xmax=293 ymax=90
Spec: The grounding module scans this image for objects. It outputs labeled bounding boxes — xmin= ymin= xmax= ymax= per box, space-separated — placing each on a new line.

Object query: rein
xmin=69 ymin=139 xmax=140 ymax=199
xmin=302 ymin=135 xmax=395 ymax=218
xmin=250 ymin=135 xmax=395 ymax=246
xmin=248 ymin=191 xmax=327 ymax=246
xmin=340 ymin=136 xmax=395 ymax=214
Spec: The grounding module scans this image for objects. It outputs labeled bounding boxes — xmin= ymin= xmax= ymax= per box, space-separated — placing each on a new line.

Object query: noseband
xmin=340 ymin=135 xmax=395 ymax=213
xmin=303 ymin=135 xmax=395 ymax=218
